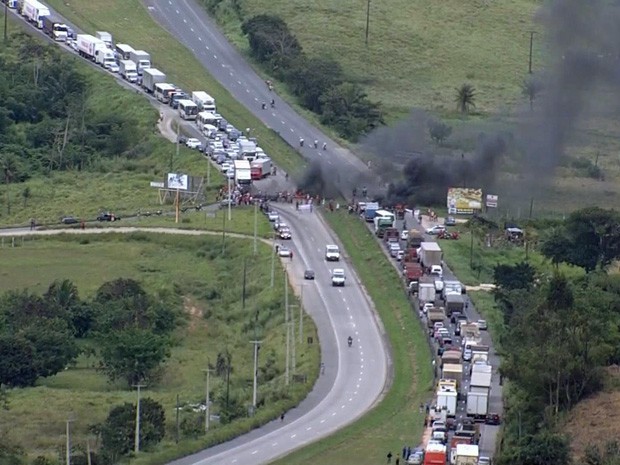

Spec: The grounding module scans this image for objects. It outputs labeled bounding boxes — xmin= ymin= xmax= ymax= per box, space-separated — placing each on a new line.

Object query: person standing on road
xmin=261 ymin=102 xmax=266 ymax=110
xmin=299 ymin=138 xmax=304 ymax=147
xmin=280 ymin=413 xmax=285 ymax=422
xmin=322 ymin=142 xmax=327 ymax=150
xmin=314 ymin=140 xmax=318 ymax=148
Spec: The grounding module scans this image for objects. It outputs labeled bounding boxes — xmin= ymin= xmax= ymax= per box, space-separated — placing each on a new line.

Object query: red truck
xmin=384 ymin=227 xmax=400 ymax=243
xmin=424 ymin=444 xmax=447 ymax=465
xmin=404 ymin=262 xmax=423 ymax=283
xmin=250 ymin=158 xmax=272 ymax=180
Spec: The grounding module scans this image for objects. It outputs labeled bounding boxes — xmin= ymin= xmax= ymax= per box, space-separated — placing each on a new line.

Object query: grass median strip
xmin=270 ymin=210 xmax=433 ymax=465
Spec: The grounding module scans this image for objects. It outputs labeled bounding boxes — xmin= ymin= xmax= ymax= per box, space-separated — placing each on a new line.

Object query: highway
xmin=143 ymin=0 xmax=373 ymax=192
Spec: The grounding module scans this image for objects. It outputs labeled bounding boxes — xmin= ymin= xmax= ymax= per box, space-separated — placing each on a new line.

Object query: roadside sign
xmin=486 ymin=195 xmax=498 ymax=208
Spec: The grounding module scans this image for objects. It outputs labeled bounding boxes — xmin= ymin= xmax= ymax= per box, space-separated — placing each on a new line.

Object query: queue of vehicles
xmin=12 ymin=0 xmax=274 ymax=192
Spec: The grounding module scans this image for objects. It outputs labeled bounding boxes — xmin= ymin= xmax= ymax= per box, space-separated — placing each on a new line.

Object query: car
xmin=325 ymin=244 xmax=340 ymax=261
xmin=445 ymin=216 xmax=457 ymax=226
xmin=68 ymin=39 xmax=78 ymax=52
xmin=108 ymin=62 xmax=120 ymax=73
xmin=331 ymin=268 xmax=346 ymax=287
xmin=279 ymin=228 xmax=292 ymax=240
xmin=430 ymin=265 xmax=443 ymax=278
xmin=226 ymin=170 xmax=235 ymax=179
xmin=186 ymin=138 xmax=202 ymax=149
xmin=61 ymin=216 xmax=79 ymax=225
xmin=433 ymin=322 xmax=444 ymax=330
xmin=477 ymin=319 xmax=488 ymax=330
xmin=478 ymin=457 xmax=492 ymax=465
xmin=396 ymin=250 xmax=405 ymax=261
xmin=220 ymin=198 xmax=235 ymax=208
xmin=268 ymin=211 xmax=279 ymax=222
xmin=400 ymin=229 xmax=409 ymax=241
xmin=485 ymin=414 xmax=501 ymax=426
xmin=274 ymin=220 xmax=287 ymax=231
xmin=304 ymin=269 xmax=315 ymax=280
xmin=426 ymin=225 xmax=446 ymax=235
xmin=221 ymin=162 xmax=233 ymax=173
xmin=423 ymin=303 xmax=434 ymax=314
xmin=463 ymin=348 xmax=472 ymax=361
xmin=407 ymin=450 xmax=424 ymax=465
xmin=97 ymin=212 xmax=119 ymax=222
xmin=278 ymin=246 xmax=292 ymax=258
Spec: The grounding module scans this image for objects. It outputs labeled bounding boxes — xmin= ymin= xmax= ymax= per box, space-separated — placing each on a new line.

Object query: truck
xmin=383 ymin=227 xmax=400 ymax=243
xmin=441 ymin=363 xmax=463 ymax=386
xmin=76 ymin=35 xmax=115 ymax=69
xmin=95 ymin=31 xmax=113 ymax=48
xmin=449 ymin=437 xmax=473 ymax=465
xmin=404 ymin=262 xmax=423 ymax=285
xmin=445 ymin=294 xmax=465 ymax=317
xmin=364 ymin=202 xmax=379 ymax=222
xmin=441 ymin=349 xmax=462 ymax=366
xmin=454 ymin=444 xmax=479 ymax=465
xmin=233 ymin=159 xmax=252 ymax=185
xmin=424 ymin=443 xmax=447 ymax=465
xmin=470 ymin=346 xmax=490 ymax=364
xmin=238 ymin=139 xmax=257 ymax=158
xmin=20 ymin=0 xmax=49 ymax=28
xmin=419 ymin=242 xmax=443 ymax=269
xmin=41 ymin=16 xmax=68 ymax=41
xmin=169 ymin=91 xmax=188 ymax=109
xmin=407 ymin=229 xmax=425 ymax=248
xmin=466 ymin=387 xmax=489 ymax=419
xmin=427 ymin=306 xmax=445 ymax=328
xmin=443 ymin=280 xmax=464 ymax=299
xmin=374 ymin=215 xmax=394 ymax=237
xmin=115 ymin=44 xmax=135 ymax=61
xmin=436 ymin=385 xmax=458 ymax=416
xmin=419 ymin=282 xmax=436 ymax=306
xmin=5 ymin=0 xmax=18 ymax=9
xmin=470 ymin=365 xmax=492 ymax=389
xmin=192 ymin=91 xmax=216 ymax=112
xmin=251 ymin=158 xmax=272 ymax=180
xmin=154 ymin=83 xmax=177 ymax=104
xmin=119 ymin=60 xmax=138 ymax=83
xmin=141 ymin=68 xmax=166 ymax=93
xmin=129 ymin=50 xmax=151 ymax=75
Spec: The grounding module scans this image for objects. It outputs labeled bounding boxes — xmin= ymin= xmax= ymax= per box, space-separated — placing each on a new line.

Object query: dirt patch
xmin=564 ymin=367 xmax=620 ymax=458
xmin=183 ymin=296 xmax=205 ymax=332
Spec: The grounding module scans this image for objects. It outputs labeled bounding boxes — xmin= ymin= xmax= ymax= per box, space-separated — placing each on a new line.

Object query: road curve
xmin=1 ymin=212 xmax=389 ymax=465
xmin=143 ymin=0 xmax=372 ymax=191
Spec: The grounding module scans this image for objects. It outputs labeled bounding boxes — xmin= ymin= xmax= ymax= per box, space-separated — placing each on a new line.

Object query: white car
xmin=423 ymin=303 xmax=434 ymax=314
xmin=325 ymin=244 xmax=340 ymax=261
xmin=426 ymin=225 xmax=446 ymax=235
xmin=278 ymin=246 xmax=292 ymax=258
xmin=221 ymin=162 xmax=232 ymax=173
xmin=331 ymin=268 xmax=346 ymax=287
xmin=430 ymin=265 xmax=443 ymax=278
xmin=108 ymin=63 xmax=120 ymax=73
xmin=268 ymin=211 xmax=279 ymax=222
xmin=186 ymin=138 xmax=202 ymax=149
xmin=401 ymin=230 xmax=409 ymax=241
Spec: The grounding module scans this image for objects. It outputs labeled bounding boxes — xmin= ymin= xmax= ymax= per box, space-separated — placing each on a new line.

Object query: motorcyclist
xmin=348 ymin=336 xmax=353 ymax=347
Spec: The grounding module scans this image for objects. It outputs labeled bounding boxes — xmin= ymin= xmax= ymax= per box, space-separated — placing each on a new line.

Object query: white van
xmin=325 ymin=244 xmax=340 ymax=261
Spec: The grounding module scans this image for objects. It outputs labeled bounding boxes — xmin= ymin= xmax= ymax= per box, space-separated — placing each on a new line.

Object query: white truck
xmin=418 ymin=282 xmax=436 ymax=304
xmin=95 ymin=31 xmax=113 ymax=48
xmin=154 ymin=83 xmax=177 ymax=104
xmin=6 ymin=0 xmax=18 ymax=8
xmin=76 ymin=34 xmax=116 ymax=69
xmin=470 ymin=363 xmax=492 ymax=388
xmin=436 ymin=385 xmax=458 ymax=416
xmin=325 ymin=245 xmax=340 ymax=261
xmin=233 ymin=159 xmax=252 ymax=185
xmin=141 ymin=68 xmax=166 ymax=93
xmin=455 ymin=444 xmax=479 ymax=465
xmin=115 ymin=44 xmax=135 ymax=62
xmin=21 ymin=0 xmax=50 ymax=28
xmin=129 ymin=50 xmax=151 ymax=75
xmin=419 ymin=242 xmax=443 ymax=269
xmin=466 ymin=387 xmax=489 ymax=418
xmin=192 ymin=91 xmax=216 ymax=112
xmin=119 ymin=60 xmax=138 ymax=83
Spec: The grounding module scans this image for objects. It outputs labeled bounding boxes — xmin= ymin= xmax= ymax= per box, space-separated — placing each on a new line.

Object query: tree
xmin=516 ymin=433 xmax=570 ymax=465
xmin=44 ymin=280 xmax=93 ymax=337
xmin=99 ymin=328 xmax=171 ymax=385
xmin=20 ymin=319 xmax=79 ymax=378
xmin=100 ymin=399 xmax=165 ymax=460
xmin=522 ymin=76 xmax=542 ymax=111
xmin=455 ymin=83 xmax=476 ymax=113
xmin=0 ymin=335 xmax=38 ymax=387
xmin=241 ymin=15 xmax=302 ymax=70
xmin=0 ymin=431 xmax=25 ymax=465
xmin=20 ymin=187 xmax=30 ymax=207
xmin=285 ymin=57 xmax=343 ymax=113
xmin=493 ymin=262 xmax=536 ymax=291
xmin=427 ymin=119 xmax=453 ymax=145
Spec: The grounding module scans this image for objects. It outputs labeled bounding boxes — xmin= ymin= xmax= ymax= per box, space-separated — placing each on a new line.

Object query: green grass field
xmin=42 ymin=0 xmax=306 ymax=179
xmin=0 ymin=234 xmax=319 ymax=462
xmin=268 ymin=209 xmax=433 ymax=465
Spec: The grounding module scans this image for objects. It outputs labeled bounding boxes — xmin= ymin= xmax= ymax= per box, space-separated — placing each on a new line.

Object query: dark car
xmin=97 ymin=212 xmax=120 ymax=222
xmin=486 ymin=413 xmax=501 ymax=425
xmin=304 ymin=269 xmax=315 ymax=280
xmin=61 ymin=216 xmax=79 ymax=225
xmin=445 ymin=216 xmax=457 ymax=226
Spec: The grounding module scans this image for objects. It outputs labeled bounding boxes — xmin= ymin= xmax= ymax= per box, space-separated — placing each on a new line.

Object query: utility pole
xmin=528 ymin=30 xmax=536 ymax=74
xmin=171 ymin=123 xmax=179 ymax=172
xmin=221 ymin=206 xmax=227 ymax=255
xmin=299 ymin=285 xmax=304 ymax=344
xmin=4 ymin=0 xmax=8 ymax=43
xmin=175 ymin=394 xmax=180 ymax=444
xmin=86 ymin=439 xmax=92 ymax=465
xmin=133 ymin=384 xmax=146 ymax=454
xmin=289 ymin=305 xmax=297 ymax=374
xmin=253 ymin=201 xmax=258 ymax=255
xmin=225 ymin=352 xmax=231 ymax=412
xmin=202 ymin=366 xmax=214 ymax=432
xmin=207 ymin=156 xmax=211 ymax=187
xmin=284 ymin=269 xmax=290 ymax=386
xmin=250 ymin=340 xmax=262 ymax=409
xmin=242 ymin=258 xmax=247 ymax=311
xmin=270 ymin=231 xmax=276 ymax=288
xmin=469 ymin=229 xmax=474 ymax=270
xmin=66 ymin=417 xmax=74 ymax=465
xmin=365 ymin=0 xmax=371 ymax=46
xmin=227 ymin=177 xmax=232 ymax=221
xmin=529 ymin=197 xmax=534 ymax=219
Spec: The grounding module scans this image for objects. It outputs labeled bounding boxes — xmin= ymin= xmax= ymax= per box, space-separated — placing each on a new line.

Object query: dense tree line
xmin=0 ymin=33 xmax=142 ymax=183
xmin=241 ymin=15 xmax=384 ymax=141
xmin=493 ymin=254 xmax=620 ymax=465
xmin=0 ymin=278 xmax=180 ymax=388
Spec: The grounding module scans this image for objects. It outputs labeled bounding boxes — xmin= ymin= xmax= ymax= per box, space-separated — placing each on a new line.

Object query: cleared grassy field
xmin=270 ymin=209 xmax=434 ymax=465
xmin=0 ymin=234 xmax=319 ymax=461
xmin=222 ymin=0 xmax=541 ymax=118
xmin=43 ymin=0 xmax=306 ymax=178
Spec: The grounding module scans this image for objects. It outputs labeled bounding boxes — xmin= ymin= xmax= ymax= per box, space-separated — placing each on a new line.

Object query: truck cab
xmin=325 ymin=244 xmax=340 ymax=261
xmin=331 ymin=269 xmax=346 ymax=287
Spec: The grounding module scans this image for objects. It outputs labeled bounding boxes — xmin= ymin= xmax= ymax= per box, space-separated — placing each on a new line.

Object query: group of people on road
xmin=299 ymin=137 xmax=327 ymax=151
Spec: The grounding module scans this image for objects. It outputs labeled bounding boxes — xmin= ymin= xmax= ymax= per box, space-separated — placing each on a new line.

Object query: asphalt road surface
xmin=144 ymin=0 xmax=373 ymax=191
xmin=0 ymin=211 xmax=388 ymax=465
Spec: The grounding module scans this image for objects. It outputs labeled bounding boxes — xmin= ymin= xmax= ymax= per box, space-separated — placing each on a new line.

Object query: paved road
xmin=144 ymin=0 xmax=374 ymax=193
xmin=0 ymin=213 xmax=388 ymax=465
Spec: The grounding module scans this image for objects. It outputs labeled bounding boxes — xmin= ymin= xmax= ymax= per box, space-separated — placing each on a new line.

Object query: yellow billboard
xmin=447 ymin=188 xmax=483 ymax=214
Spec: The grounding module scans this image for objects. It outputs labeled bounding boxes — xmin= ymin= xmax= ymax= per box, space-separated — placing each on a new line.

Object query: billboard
xmin=486 ymin=194 xmax=498 ymax=208
xmin=447 ymin=188 xmax=483 ymax=214
xmin=167 ymin=173 xmax=189 ymax=190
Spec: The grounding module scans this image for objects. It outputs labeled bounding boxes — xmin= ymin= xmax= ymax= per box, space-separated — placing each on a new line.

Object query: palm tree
xmin=455 ymin=83 xmax=476 ymax=114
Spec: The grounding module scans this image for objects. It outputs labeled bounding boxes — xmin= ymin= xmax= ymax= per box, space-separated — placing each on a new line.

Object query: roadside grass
xmin=467 ymin=291 xmax=504 ymax=345
xmin=210 ymin=0 xmax=541 ymax=118
xmin=44 ymin=0 xmax=307 ymax=179
xmin=0 ymin=234 xmax=319 ymax=462
xmin=269 ymin=209 xmax=433 ymax=465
